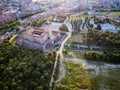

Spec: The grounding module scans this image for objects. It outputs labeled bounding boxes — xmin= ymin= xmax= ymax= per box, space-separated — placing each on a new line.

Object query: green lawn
xmin=98 ymin=11 xmax=120 ymax=16
xmin=65 ymin=51 xmax=85 ymax=59
xmin=67 ymin=31 xmax=87 ymax=44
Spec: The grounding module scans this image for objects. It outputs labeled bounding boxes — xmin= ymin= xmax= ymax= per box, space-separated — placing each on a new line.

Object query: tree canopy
xmin=0 ymin=39 xmax=56 ymax=90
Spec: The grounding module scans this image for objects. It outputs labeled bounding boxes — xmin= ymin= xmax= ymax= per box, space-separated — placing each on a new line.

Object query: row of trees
xmin=0 ymin=21 xmax=20 ymax=35
xmin=70 ymin=16 xmax=102 ymax=31
xmin=0 ymin=38 xmax=56 ymax=90
xmin=84 ymin=30 xmax=120 ymax=64
xmin=69 ymin=16 xmax=90 ymax=31
xmin=30 ymin=19 xmax=46 ymax=27
xmin=0 ymin=21 xmax=20 ymax=30
xmin=84 ymin=51 xmax=120 ymax=64
xmin=86 ymin=30 xmax=120 ymax=49
xmin=21 ymin=10 xmax=44 ymax=20
xmin=53 ymin=58 xmax=60 ymax=81
xmin=68 ymin=16 xmax=118 ymax=32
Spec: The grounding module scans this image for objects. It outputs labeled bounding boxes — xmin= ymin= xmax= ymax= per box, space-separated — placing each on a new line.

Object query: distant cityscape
xmin=0 ymin=0 xmax=120 ymax=90
xmin=0 ymin=0 xmax=120 ymax=24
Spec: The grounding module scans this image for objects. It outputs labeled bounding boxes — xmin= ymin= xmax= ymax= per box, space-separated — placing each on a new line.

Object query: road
xmin=49 ymin=22 xmax=72 ymax=90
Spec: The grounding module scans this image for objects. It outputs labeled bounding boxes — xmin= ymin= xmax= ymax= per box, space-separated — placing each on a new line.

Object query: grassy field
xmin=54 ymin=62 xmax=92 ymax=90
xmin=98 ymin=11 xmax=120 ymax=16
xmin=67 ymin=30 xmax=87 ymax=44
xmin=66 ymin=51 xmax=85 ymax=59
xmin=97 ymin=68 xmax=120 ymax=90
xmin=54 ymin=61 xmax=120 ymax=90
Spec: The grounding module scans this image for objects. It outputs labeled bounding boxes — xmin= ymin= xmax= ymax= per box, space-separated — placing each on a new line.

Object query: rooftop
xmin=32 ymin=30 xmax=44 ymax=36
xmin=24 ymin=28 xmax=47 ymax=37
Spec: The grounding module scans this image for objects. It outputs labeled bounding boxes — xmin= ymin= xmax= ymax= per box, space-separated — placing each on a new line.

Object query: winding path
xmin=49 ymin=22 xmax=72 ymax=90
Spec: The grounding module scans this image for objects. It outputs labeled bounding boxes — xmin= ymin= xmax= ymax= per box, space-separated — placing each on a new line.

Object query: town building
xmin=17 ymin=27 xmax=49 ymax=49
xmin=17 ymin=25 xmax=62 ymax=51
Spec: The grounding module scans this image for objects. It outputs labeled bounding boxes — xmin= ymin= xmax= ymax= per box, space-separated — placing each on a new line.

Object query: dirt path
xmin=49 ymin=22 xmax=72 ymax=90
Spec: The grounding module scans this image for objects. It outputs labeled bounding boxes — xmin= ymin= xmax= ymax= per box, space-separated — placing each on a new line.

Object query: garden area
xmin=98 ymin=11 xmax=120 ymax=16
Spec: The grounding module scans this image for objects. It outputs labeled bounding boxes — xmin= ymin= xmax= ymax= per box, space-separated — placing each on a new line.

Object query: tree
xmin=62 ymin=49 xmax=67 ymax=55
xmin=54 ymin=84 xmax=69 ymax=90
xmin=0 ymin=39 xmax=56 ymax=90
xmin=95 ymin=24 xmax=101 ymax=30
xmin=59 ymin=24 xmax=69 ymax=32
